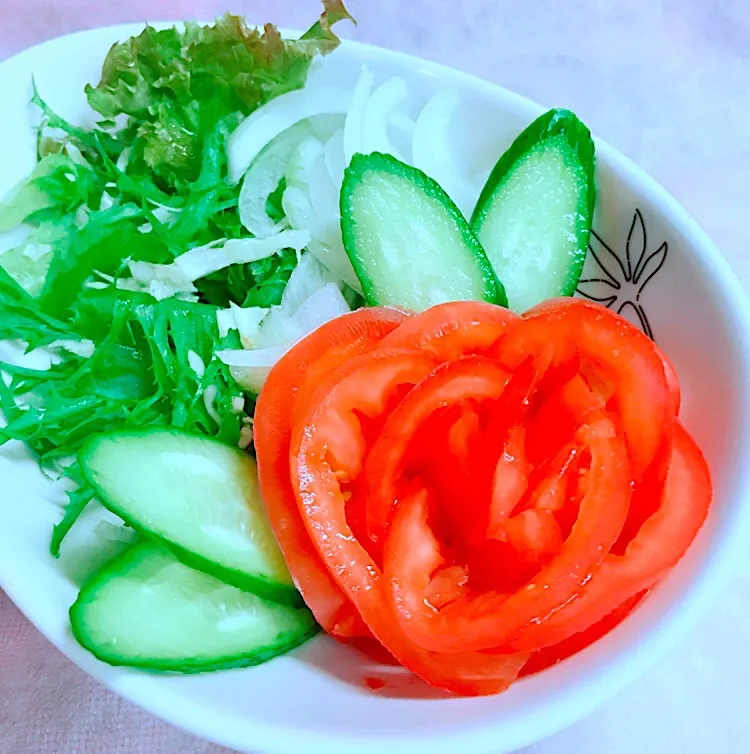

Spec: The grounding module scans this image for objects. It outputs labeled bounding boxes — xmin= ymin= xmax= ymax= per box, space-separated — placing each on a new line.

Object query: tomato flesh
xmin=254 ymin=308 xmax=407 ymax=638
xmin=256 ymin=298 xmax=712 ymax=695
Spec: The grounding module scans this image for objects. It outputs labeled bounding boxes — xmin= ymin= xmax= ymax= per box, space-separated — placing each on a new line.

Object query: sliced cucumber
xmin=70 ymin=541 xmax=318 ymax=672
xmin=471 ymin=109 xmax=596 ymax=313
xmin=79 ymin=428 xmax=298 ymax=606
xmin=340 ymin=152 xmax=506 ymax=311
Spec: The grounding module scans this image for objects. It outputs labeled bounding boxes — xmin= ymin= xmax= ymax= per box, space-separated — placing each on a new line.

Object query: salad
xmin=0 ymin=1 xmax=712 ymax=697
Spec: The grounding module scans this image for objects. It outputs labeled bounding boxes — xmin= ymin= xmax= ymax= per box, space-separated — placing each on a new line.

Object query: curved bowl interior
xmin=1 ymin=24 xmax=749 ymax=754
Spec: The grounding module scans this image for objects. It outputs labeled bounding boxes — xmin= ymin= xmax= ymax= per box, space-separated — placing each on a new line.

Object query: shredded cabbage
xmin=47 ymin=339 xmax=96 ymax=359
xmin=219 ymin=281 xmax=350 ymax=393
xmin=253 ymin=308 xmax=306 ymax=348
xmin=215 ymin=302 xmax=268 ymax=347
xmin=225 ymin=345 xmax=293 ymax=395
xmin=126 ymin=230 xmax=310 ymax=300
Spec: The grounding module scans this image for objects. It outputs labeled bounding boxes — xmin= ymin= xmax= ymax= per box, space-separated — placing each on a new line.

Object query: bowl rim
xmin=2 ymin=20 xmax=750 ymax=754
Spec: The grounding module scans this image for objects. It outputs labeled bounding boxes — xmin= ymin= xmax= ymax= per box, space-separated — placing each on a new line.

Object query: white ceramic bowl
xmin=1 ymin=23 xmax=750 ymax=754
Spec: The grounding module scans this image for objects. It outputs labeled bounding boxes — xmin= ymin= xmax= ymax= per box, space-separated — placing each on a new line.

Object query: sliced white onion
xmin=343 ymin=65 xmax=375 ymax=164
xmin=285 ymin=137 xmax=327 ymax=197
xmin=283 ymin=136 xmax=362 ymax=292
xmin=281 ymin=184 xmax=317 ymax=233
xmin=228 ymin=86 xmax=352 ymax=184
xmin=219 ymin=342 xmax=292 ymax=369
xmin=238 ymin=115 xmax=344 ymax=238
xmin=413 ymin=90 xmax=461 ymax=172
xmin=412 ymin=90 xmax=479 ymax=218
xmin=388 ymin=112 xmax=417 ymax=165
xmin=324 ymin=128 xmax=347 ymax=188
xmin=391 ymin=111 xmax=417 ymax=136
xmin=253 ymin=308 xmax=306 ymax=349
xmin=362 ymin=76 xmax=410 ymax=160
xmin=281 ymin=251 xmax=341 ymax=315
xmin=282 ymin=137 xmax=326 ymax=236
xmin=187 ymin=349 xmax=206 ymax=378
xmin=308 ymin=231 xmax=360 ymax=293
xmin=305 ymin=148 xmax=340 ymax=223
xmin=292 ymin=282 xmax=350 ymax=331
xmin=223 ymin=344 xmax=294 ymax=395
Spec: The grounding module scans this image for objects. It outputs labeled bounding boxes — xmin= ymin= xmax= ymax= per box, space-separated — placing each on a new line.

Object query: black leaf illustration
xmin=617 ymin=300 xmax=654 ymax=340
xmin=576 ymin=276 xmax=619 ymax=305
xmin=634 ymin=241 xmax=668 ymax=296
xmin=625 ymin=208 xmax=647 ymax=283
xmin=575 ymin=209 xmax=668 ymax=341
xmin=588 ymin=229 xmax=626 ymax=286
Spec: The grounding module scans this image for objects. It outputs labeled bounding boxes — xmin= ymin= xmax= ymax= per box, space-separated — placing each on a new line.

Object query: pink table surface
xmin=2 ymin=1 xmax=749 ymax=752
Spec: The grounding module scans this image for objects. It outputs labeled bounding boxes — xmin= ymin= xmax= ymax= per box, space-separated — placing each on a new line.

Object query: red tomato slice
xmin=530 ymin=297 xmax=680 ymax=418
xmin=384 ymin=416 xmax=631 ymax=653
xmin=264 ymin=297 xmax=709 ymax=696
xmin=297 ymin=349 xmax=439 ymax=485
xmin=377 ymin=300 xmax=520 ymax=360
xmin=254 ymin=307 xmax=407 ymax=638
xmin=498 ymin=297 xmax=673 ymax=479
xmin=424 ymin=564 xmax=470 ymax=610
xmin=475 ymin=353 xmax=557 ymax=541
xmin=486 ymin=425 xmax=530 ymax=541
xmin=363 ymin=357 xmax=511 ymax=547
xmin=504 ymin=508 xmax=563 ymax=558
xmin=412 ymin=405 xmax=486 ymax=549
xmin=291 ymin=352 xmax=529 ymax=695
xmin=660 ymin=349 xmax=681 ymax=417
xmin=526 ymin=374 xmax=605 ymax=466
xmin=507 ymin=422 xmax=711 ymax=650
xmin=520 ymin=590 xmax=649 ymax=676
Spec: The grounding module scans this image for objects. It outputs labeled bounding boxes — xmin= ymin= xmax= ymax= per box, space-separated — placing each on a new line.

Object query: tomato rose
xmin=254 ymin=298 xmax=712 ymax=695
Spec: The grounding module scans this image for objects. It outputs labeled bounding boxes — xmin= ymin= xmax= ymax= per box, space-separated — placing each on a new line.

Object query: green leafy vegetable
xmin=40 ymin=203 xmax=147 ymax=315
xmin=0 ymin=154 xmax=82 ymax=231
xmin=242 ymin=249 xmax=299 ymax=308
xmin=84 ymin=4 xmax=352 ymax=191
xmin=265 ymin=177 xmax=287 ymax=225
xmin=0 ymin=267 xmax=75 ymax=349
xmin=0 ymin=287 xmax=253 ymax=553
xmin=0 ymin=3 xmax=353 ymax=554
xmin=50 ymin=473 xmax=96 ymax=557
xmin=0 ymin=222 xmax=68 ymax=297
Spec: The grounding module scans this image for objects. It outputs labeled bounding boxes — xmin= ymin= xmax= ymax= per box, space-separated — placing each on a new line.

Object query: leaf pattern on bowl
xmin=576 ymin=209 xmax=668 ymax=340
